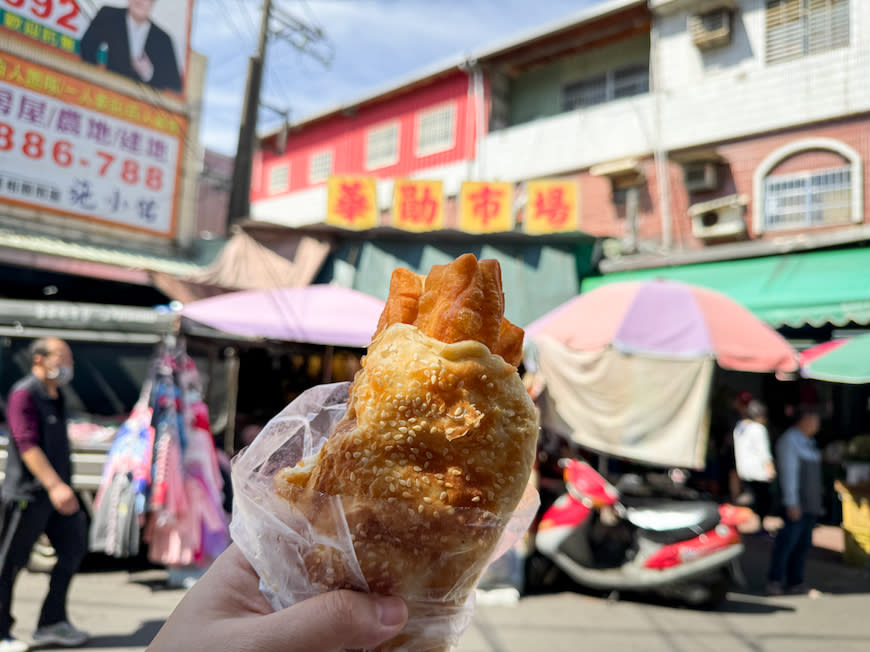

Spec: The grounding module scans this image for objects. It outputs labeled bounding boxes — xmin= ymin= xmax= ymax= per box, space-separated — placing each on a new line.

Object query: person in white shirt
xmin=733 ymin=400 xmax=776 ymax=532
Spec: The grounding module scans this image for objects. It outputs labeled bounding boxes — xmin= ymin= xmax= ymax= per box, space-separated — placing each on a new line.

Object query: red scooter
xmin=528 ymin=458 xmax=750 ymax=607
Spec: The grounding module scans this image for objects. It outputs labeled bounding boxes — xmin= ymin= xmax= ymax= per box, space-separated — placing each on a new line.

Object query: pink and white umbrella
xmin=526 ymin=279 xmax=798 ymax=374
xmin=181 ymin=285 xmax=385 ymax=348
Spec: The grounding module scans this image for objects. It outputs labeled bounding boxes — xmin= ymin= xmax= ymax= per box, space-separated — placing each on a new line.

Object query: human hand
xmin=48 ymin=482 xmax=79 ymax=515
xmin=786 ymin=505 xmax=802 ymax=522
xmin=132 ymin=54 xmax=154 ymax=82
xmin=147 ymin=544 xmax=408 ymax=652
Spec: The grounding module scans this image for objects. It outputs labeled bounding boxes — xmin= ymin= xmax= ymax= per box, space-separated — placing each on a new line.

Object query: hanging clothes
xmin=90 ymin=337 xmax=229 ymax=568
xmin=89 ymin=401 xmax=155 ymax=558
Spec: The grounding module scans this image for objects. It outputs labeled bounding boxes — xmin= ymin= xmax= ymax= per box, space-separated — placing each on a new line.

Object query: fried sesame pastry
xmin=372 ymin=253 xmax=524 ymax=367
xmin=274 ymin=254 xmax=538 ymax=651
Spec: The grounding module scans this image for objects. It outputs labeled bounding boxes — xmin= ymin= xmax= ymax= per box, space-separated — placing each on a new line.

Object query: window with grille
xmin=562 ymin=74 xmax=607 ymax=110
xmin=365 ymin=123 xmax=399 ymax=170
xmin=309 ymin=150 xmax=332 ymax=183
xmin=416 ymin=104 xmax=455 ymax=156
xmin=613 ymin=65 xmax=650 ymax=99
xmin=561 ymin=64 xmax=649 ymax=111
xmin=268 ymin=163 xmax=289 ymax=194
xmin=765 ymin=0 xmax=849 ymax=64
xmin=763 ymin=165 xmax=852 ymax=229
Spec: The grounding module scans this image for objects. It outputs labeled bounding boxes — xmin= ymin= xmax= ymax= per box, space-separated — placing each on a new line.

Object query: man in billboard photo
xmin=80 ymin=0 xmax=183 ymax=93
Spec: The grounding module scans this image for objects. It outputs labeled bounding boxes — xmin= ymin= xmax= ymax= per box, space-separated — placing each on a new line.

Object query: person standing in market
xmin=767 ymin=406 xmax=823 ymax=596
xmin=0 ymin=339 xmax=89 ymax=651
xmin=733 ymin=400 xmax=776 ymax=533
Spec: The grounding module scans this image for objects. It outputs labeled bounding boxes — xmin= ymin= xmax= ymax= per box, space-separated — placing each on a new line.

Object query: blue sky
xmin=192 ymin=0 xmax=605 ymax=155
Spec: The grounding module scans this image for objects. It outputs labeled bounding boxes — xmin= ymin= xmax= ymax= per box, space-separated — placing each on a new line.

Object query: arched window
xmin=753 ymin=138 xmax=863 ymax=233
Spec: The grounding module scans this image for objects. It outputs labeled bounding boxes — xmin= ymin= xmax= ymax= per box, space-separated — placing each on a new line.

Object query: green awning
xmin=582 ymin=247 xmax=870 ymax=328
xmin=319 ymin=236 xmax=596 ymax=328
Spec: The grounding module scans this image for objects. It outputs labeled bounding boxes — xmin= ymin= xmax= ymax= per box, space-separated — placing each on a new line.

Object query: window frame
xmin=365 ymin=121 xmax=400 ymax=170
xmin=267 ymin=162 xmax=289 ymax=195
xmin=762 ymin=164 xmax=852 ymax=231
xmin=309 ymin=149 xmax=333 ymax=184
xmin=765 ymin=0 xmax=850 ymax=65
xmin=561 ymin=62 xmax=649 ymax=112
xmin=752 ymin=137 xmax=863 ymax=234
xmin=415 ymin=102 xmax=456 ymax=157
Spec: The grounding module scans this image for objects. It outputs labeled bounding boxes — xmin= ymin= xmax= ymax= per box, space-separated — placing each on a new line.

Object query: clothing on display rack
xmin=90 ymin=339 xmax=229 ymax=568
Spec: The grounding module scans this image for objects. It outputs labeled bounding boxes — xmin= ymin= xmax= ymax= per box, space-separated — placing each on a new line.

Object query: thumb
xmin=256 ymin=590 xmax=408 ymax=651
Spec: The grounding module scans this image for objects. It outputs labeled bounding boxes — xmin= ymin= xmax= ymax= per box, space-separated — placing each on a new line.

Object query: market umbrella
xmin=800 ymin=334 xmax=870 ymax=384
xmin=525 ymin=279 xmax=798 ymax=469
xmin=526 ymin=279 xmax=798 ymax=373
xmin=180 ymin=285 xmax=385 ymax=347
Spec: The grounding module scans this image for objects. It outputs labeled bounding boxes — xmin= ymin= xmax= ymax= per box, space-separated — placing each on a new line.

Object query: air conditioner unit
xmin=689 ymin=194 xmax=747 ymax=240
xmin=689 ymin=8 xmax=733 ymax=51
xmin=684 ymin=161 xmax=719 ymax=192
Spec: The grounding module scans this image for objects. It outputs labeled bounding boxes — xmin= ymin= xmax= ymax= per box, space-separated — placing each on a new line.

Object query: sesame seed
xmin=423 ymin=497 xmax=433 ymax=504
xmin=414 ymin=466 xmax=422 ymax=472
xmin=418 ymin=505 xmax=424 ymax=513
xmin=471 ymin=496 xmax=481 ymax=503
xmin=440 ymin=492 xmax=448 ymax=501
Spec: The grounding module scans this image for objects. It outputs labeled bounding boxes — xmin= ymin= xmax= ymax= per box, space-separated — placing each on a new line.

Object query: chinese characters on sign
xmin=0 ymin=51 xmax=184 ymax=236
xmin=459 ymin=182 xmax=514 ymax=234
xmin=391 ymin=180 xmax=444 ymax=232
xmin=327 ymin=176 xmax=378 ymax=230
xmin=0 ymin=3 xmax=84 ymax=55
xmin=0 ymin=1 xmax=193 ymax=97
xmin=523 ymin=180 xmax=578 ymax=234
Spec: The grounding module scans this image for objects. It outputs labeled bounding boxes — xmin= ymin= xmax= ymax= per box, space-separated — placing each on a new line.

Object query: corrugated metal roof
xmin=0 ymin=229 xmax=203 ymax=276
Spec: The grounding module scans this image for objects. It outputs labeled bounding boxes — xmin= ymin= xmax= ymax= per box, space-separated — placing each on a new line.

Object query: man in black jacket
xmin=0 ymin=339 xmax=88 ymax=652
xmin=80 ymin=0 xmax=183 ymax=93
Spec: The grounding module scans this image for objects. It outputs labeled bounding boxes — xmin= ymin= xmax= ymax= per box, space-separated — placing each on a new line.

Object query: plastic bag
xmin=231 ymin=382 xmax=539 ymax=651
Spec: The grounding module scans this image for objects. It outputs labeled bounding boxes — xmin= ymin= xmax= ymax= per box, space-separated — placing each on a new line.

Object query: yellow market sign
xmin=391 ymin=179 xmax=444 ymax=232
xmin=524 ymin=179 xmax=578 ymax=234
xmin=459 ymin=182 xmax=513 ymax=233
xmin=327 ymin=176 xmax=378 ymax=230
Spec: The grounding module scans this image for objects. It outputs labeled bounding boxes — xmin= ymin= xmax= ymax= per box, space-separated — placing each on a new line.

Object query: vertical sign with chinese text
xmin=0 ymin=51 xmax=185 ymax=237
xmin=0 ymin=1 xmax=193 ymax=97
xmin=459 ymin=181 xmax=514 ymax=234
xmin=327 ymin=176 xmax=378 ymax=230
xmin=391 ymin=179 xmax=444 ymax=232
xmin=524 ymin=179 xmax=579 ymax=234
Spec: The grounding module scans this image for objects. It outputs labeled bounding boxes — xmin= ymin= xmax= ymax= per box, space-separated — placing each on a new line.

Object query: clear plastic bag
xmin=230 ymin=382 xmax=539 ymax=651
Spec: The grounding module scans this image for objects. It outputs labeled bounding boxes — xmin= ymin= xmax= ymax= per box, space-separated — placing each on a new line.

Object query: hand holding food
xmin=234 ymin=254 xmax=539 ymax=651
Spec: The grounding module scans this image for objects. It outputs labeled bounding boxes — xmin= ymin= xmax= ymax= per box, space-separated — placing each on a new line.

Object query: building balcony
xmin=483 ymin=93 xmax=658 ymax=182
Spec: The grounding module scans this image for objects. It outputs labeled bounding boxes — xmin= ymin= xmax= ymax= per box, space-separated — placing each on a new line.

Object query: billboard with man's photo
xmin=0 ymin=0 xmax=193 ymax=96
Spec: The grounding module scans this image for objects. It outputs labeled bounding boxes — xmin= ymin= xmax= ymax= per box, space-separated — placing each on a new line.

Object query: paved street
xmin=5 ymin=527 xmax=868 ymax=651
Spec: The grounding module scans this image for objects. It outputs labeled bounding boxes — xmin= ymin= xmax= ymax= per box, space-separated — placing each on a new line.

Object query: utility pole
xmin=228 ymin=0 xmax=273 ymax=224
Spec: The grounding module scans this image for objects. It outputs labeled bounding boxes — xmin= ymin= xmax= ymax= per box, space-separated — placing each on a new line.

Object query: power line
xmin=212 ymin=0 xmax=255 ymax=45
xmin=235 ymin=0 xmax=261 ymax=39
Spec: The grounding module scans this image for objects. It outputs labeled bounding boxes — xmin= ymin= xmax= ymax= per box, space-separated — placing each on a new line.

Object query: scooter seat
xmin=626 ymin=501 xmax=721 ymax=544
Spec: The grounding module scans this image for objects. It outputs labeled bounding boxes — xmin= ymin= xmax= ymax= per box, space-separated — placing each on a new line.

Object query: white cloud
xmin=192 ymin=0 xmax=602 ymax=156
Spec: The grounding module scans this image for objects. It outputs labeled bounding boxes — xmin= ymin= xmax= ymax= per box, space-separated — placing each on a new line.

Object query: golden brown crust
xmin=273 ymin=254 xmax=537 ymax=651
xmin=374 ymin=268 xmax=424 ymax=341
xmin=371 ymin=253 xmax=524 ymax=366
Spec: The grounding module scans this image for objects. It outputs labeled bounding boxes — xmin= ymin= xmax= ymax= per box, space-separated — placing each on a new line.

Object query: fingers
xmin=255 ymin=590 xmax=408 ymax=652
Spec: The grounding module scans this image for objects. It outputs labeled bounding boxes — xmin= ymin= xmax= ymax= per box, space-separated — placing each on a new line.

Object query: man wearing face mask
xmin=0 ymin=339 xmax=88 ymax=652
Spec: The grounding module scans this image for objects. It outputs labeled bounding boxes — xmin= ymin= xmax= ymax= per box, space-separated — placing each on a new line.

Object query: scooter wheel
xmin=524 ymin=553 xmax=561 ymax=594
xmin=684 ymin=572 xmax=730 ymax=609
